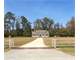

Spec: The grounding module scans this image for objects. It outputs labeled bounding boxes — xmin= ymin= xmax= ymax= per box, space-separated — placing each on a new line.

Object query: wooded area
xmin=4 ymin=12 xmax=75 ymax=37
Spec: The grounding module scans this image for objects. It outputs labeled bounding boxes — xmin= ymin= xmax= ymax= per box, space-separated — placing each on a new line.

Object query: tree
xmin=16 ymin=20 xmax=22 ymax=36
xmin=4 ymin=12 xmax=15 ymax=37
xmin=21 ymin=16 xmax=28 ymax=30
xmin=34 ymin=17 xmax=54 ymax=37
xmin=24 ymin=22 xmax=32 ymax=36
xmin=67 ymin=17 xmax=75 ymax=30
xmin=34 ymin=17 xmax=54 ymax=30
xmin=42 ymin=17 xmax=54 ymax=30
xmin=34 ymin=19 xmax=43 ymax=30
xmin=54 ymin=23 xmax=60 ymax=30
xmin=66 ymin=17 xmax=75 ymax=36
xmin=52 ymin=22 xmax=60 ymax=36
xmin=21 ymin=16 xmax=32 ymax=36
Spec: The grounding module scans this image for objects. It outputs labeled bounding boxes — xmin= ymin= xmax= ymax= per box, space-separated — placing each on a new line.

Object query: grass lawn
xmin=4 ymin=37 xmax=36 ymax=52
xmin=43 ymin=37 xmax=75 ymax=55
xmin=57 ymin=47 xmax=75 ymax=56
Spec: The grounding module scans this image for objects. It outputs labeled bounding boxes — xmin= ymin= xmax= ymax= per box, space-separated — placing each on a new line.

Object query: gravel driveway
xmin=5 ymin=49 xmax=74 ymax=60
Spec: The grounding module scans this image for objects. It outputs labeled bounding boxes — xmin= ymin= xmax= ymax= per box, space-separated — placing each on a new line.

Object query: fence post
xmin=54 ymin=39 xmax=56 ymax=48
xmin=9 ymin=36 xmax=14 ymax=48
xmin=12 ymin=38 xmax=14 ymax=47
xmin=9 ymin=36 xmax=11 ymax=48
xmin=52 ymin=39 xmax=54 ymax=47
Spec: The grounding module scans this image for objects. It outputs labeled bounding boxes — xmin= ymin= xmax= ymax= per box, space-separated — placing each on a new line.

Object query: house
xmin=32 ymin=30 xmax=49 ymax=37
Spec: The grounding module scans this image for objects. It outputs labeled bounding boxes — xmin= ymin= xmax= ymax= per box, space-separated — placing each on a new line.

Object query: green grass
xmin=57 ymin=47 xmax=75 ymax=56
xmin=4 ymin=37 xmax=36 ymax=52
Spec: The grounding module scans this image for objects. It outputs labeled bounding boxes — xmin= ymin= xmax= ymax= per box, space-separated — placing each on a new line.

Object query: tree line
xmin=4 ymin=12 xmax=32 ymax=37
xmin=4 ymin=12 xmax=75 ymax=37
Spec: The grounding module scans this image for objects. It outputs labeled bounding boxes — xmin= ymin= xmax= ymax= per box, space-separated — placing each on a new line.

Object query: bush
xmin=4 ymin=30 xmax=9 ymax=37
xmin=49 ymin=28 xmax=75 ymax=37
